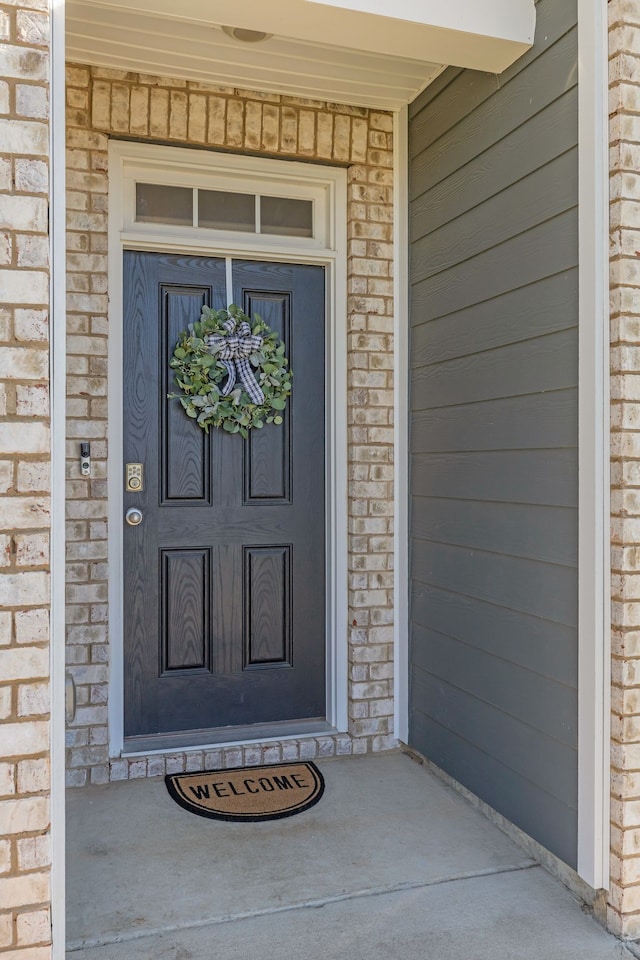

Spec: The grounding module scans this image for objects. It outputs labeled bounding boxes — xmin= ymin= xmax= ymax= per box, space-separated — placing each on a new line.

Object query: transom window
xmin=135 ymin=183 xmax=314 ymax=238
xmin=115 ymin=144 xmax=341 ymax=253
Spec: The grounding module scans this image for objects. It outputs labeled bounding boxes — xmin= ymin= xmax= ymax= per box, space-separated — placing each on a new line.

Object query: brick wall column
xmin=609 ymin=0 xmax=640 ymax=938
xmin=0 ymin=0 xmax=53 ymax=955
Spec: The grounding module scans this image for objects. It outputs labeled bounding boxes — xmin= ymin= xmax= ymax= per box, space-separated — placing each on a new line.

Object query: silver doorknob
xmin=125 ymin=507 xmax=143 ymax=526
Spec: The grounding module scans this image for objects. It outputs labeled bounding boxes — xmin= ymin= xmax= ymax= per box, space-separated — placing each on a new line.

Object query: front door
xmin=122 ymin=252 xmax=326 ymax=744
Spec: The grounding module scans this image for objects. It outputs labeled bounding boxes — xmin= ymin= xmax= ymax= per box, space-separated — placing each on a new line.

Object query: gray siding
xmin=408 ymin=0 xmax=579 ymax=868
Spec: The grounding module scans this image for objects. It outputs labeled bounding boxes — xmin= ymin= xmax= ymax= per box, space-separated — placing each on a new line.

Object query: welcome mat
xmin=165 ymin=761 xmax=325 ymax=822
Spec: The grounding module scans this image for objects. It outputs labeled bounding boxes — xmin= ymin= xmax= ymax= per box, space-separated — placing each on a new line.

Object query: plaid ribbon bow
xmin=205 ymin=317 xmax=265 ymax=405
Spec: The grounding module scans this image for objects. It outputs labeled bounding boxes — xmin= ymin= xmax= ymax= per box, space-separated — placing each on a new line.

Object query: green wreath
xmin=169 ymin=304 xmax=292 ymax=438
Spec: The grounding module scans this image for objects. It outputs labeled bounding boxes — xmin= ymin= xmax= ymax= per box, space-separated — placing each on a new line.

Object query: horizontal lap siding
xmin=408 ymin=0 xmax=579 ymax=867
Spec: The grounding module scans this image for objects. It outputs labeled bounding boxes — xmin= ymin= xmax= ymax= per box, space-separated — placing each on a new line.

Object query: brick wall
xmin=609 ymin=0 xmax=640 ymax=939
xmin=64 ymin=64 xmax=396 ymax=784
xmin=0 ymin=0 xmax=52 ymax=955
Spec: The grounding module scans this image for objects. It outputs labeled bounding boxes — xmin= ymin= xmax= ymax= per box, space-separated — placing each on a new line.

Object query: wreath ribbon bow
xmin=206 ymin=317 xmax=265 ymax=405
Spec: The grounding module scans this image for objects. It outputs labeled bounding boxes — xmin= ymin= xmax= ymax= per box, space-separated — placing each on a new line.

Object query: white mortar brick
xmin=0 ymin=722 xmax=49 ymax=759
xmin=16 ymin=835 xmax=50 ymax=873
xmin=15 ymin=909 xmax=50 ymax=948
xmin=0 ymin=873 xmax=50 ymax=912
xmin=16 ymin=385 xmax=49 ymax=418
xmin=0 ymin=119 xmax=47 ymax=156
xmin=15 ymin=534 xmax=49 ymax=568
xmin=17 ymin=683 xmax=49 ymax=718
xmin=17 ymin=758 xmax=49 ymax=794
xmin=0 ymin=796 xmax=49 ymax=836
xmin=0 ymin=649 xmax=48 ymax=682
xmin=16 ymin=84 xmax=49 ymax=121
xmin=0 ymin=46 xmax=47 ymax=82
xmin=0 ymin=572 xmax=49 ymax=607
xmin=0 ymin=687 xmax=12 ymax=720
xmin=14 ymin=309 xmax=49 ymax=343
xmin=0 ymin=947 xmax=52 ymax=960
xmin=0 ymin=424 xmax=49 ymax=454
xmin=0 ymin=497 xmax=50 ymax=530
xmin=0 ymin=348 xmax=48 ymax=380
xmin=0 ymin=763 xmax=16 ymax=797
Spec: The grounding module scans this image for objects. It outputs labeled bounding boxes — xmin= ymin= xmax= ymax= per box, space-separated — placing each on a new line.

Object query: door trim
xmin=108 ymin=141 xmax=348 ymax=756
xmin=393 ymin=105 xmax=409 ymax=745
xmin=50 ymin=0 xmax=67 ymax=954
xmin=576 ymin=0 xmax=610 ymax=890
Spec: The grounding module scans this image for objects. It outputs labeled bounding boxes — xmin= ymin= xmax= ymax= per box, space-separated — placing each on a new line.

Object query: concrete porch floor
xmin=66 ymin=752 xmax=632 ymax=959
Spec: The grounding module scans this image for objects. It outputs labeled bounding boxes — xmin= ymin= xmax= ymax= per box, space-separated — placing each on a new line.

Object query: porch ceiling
xmin=66 ymin=0 xmax=535 ymax=110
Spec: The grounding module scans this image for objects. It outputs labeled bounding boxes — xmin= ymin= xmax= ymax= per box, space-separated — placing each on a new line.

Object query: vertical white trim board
xmin=576 ymin=0 xmax=610 ymax=890
xmin=107 ymin=142 xmax=349 ymax=754
xmin=49 ymin=0 xmax=67 ymax=954
xmin=393 ymin=105 xmax=409 ymax=745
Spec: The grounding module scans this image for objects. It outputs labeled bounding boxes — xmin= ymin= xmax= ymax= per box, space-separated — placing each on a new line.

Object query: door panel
xmin=243 ymin=545 xmax=291 ymax=668
xmin=123 ymin=252 xmax=326 ymax=740
xmin=161 ymin=548 xmax=211 ymax=673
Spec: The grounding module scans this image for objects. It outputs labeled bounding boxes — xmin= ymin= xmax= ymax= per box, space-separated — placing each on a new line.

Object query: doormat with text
xmin=165 ymin=761 xmax=325 ymax=822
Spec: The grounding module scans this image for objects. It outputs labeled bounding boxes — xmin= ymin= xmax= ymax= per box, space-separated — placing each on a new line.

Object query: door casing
xmin=107 ymin=141 xmax=349 ymax=757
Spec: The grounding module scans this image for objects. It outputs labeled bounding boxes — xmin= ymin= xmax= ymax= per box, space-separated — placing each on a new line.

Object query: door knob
xmin=125 ymin=507 xmax=143 ymax=526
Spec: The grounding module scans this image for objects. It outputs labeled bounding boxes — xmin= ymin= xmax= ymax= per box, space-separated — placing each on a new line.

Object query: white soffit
xmin=304 ymin=0 xmax=535 ymax=61
xmin=66 ymin=0 xmax=535 ymax=110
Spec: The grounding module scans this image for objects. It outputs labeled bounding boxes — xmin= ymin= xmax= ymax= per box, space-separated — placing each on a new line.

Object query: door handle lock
xmin=125 ymin=463 xmax=144 ymax=492
xmin=125 ymin=507 xmax=143 ymax=527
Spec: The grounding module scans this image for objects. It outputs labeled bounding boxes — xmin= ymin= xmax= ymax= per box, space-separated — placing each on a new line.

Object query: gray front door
xmin=122 ymin=252 xmax=326 ymax=744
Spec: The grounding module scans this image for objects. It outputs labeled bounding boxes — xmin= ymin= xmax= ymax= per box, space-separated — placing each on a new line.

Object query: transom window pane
xmin=134 ymin=182 xmax=316 ymax=239
xmin=198 ymin=190 xmax=255 ymax=231
xmin=261 ymin=196 xmax=313 ymax=238
xmin=135 ymin=183 xmax=193 ymax=226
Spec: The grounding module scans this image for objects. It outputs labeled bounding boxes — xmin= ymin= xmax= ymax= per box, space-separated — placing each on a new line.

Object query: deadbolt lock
xmin=125 ymin=463 xmax=144 ymax=492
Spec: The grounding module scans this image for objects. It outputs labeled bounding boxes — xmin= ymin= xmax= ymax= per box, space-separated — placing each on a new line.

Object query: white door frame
xmin=393 ymin=105 xmax=409 ymax=743
xmin=50 ymin=0 xmax=68 ymax=956
xmin=107 ymin=142 xmax=349 ymax=755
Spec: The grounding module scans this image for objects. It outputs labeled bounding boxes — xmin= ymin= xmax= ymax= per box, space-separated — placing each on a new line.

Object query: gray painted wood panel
xmin=410 ymin=711 xmax=578 ymax=868
xmin=408 ymin=0 xmax=579 ymax=867
xmin=411 ymin=149 xmax=578 ymax=281
xmin=411 ymin=498 xmax=577 ymax=565
xmin=411 ymin=584 xmax=577 ymax=686
xmin=411 ymin=628 xmax=577 ymax=747
xmin=411 ymin=450 xmax=577 ymax=507
xmin=411 ymin=270 xmax=578 ymax=364
xmin=411 ymin=390 xmax=578 ymax=451
xmin=411 ymin=540 xmax=577 ymax=627
xmin=410 ymin=90 xmax=578 ymax=241
xmin=411 ymin=209 xmax=578 ymax=320
xmin=408 ymin=0 xmax=577 ymax=134
xmin=412 ymin=673 xmax=577 ymax=807
xmin=411 ymin=329 xmax=577 ymax=409
xmin=410 ymin=27 xmax=577 ymax=199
